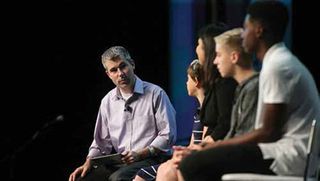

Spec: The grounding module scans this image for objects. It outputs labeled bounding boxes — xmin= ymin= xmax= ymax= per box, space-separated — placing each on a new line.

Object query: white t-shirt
xmin=255 ymin=43 xmax=320 ymax=176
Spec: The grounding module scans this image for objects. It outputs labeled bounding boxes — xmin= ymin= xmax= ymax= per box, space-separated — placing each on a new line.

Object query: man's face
xmin=242 ymin=15 xmax=260 ymax=54
xmin=105 ymin=58 xmax=135 ymax=91
xmin=213 ymin=43 xmax=234 ymax=78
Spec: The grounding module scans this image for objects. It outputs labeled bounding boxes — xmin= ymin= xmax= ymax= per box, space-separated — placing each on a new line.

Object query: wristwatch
xmin=148 ymin=146 xmax=157 ymax=157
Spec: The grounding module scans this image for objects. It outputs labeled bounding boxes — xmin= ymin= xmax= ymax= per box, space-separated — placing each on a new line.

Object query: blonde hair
xmin=214 ymin=28 xmax=252 ymax=66
xmin=214 ymin=28 xmax=243 ymax=52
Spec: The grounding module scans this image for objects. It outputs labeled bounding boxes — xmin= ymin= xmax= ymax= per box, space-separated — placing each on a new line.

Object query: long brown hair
xmin=197 ymin=23 xmax=227 ymax=91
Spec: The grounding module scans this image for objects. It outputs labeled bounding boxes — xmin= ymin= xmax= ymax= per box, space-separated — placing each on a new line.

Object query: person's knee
xmin=156 ymin=160 xmax=177 ymax=181
xmin=157 ymin=161 xmax=169 ymax=176
xmin=108 ymin=171 xmax=123 ymax=181
xmin=108 ymin=168 xmax=131 ymax=181
xmin=133 ymin=175 xmax=145 ymax=181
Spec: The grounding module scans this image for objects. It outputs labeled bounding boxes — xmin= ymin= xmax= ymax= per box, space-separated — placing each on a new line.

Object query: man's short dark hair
xmin=247 ymin=0 xmax=289 ymax=44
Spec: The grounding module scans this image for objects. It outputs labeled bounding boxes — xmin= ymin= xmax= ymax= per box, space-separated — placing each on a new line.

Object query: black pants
xmin=77 ymin=156 xmax=169 ymax=181
xmin=179 ymin=144 xmax=275 ymax=181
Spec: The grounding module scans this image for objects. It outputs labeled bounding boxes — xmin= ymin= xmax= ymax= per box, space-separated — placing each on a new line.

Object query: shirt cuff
xmin=87 ymin=147 xmax=102 ymax=158
xmin=150 ymin=136 xmax=170 ymax=152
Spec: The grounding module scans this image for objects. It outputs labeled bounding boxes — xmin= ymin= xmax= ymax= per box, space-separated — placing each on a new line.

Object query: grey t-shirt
xmin=224 ymin=73 xmax=259 ymax=139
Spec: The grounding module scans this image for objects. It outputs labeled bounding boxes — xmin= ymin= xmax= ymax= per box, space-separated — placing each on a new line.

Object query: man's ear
xmin=105 ymin=71 xmax=111 ymax=78
xmin=231 ymin=51 xmax=240 ymax=64
xmin=129 ymin=59 xmax=135 ymax=70
xmin=255 ymin=23 xmax=263 ymax=39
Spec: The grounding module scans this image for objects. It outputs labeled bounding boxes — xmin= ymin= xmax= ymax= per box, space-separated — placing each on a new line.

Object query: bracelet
xmin=148 ymin=146 xmax=157 ymax=157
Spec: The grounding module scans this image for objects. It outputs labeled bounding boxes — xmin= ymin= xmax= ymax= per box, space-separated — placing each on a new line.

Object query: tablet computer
xmin=90 ymin=153 xmax=123 ymax=166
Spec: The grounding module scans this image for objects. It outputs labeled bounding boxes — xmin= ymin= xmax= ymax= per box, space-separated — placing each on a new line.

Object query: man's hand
xmin=69 ymin=158 xmax=92 ymax=181
xmin=121 ymin=151 xmax=140 ymax=164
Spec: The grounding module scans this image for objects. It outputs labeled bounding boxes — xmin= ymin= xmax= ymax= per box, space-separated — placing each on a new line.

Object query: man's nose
xmin=118 ymin=69 xmax=126 ymax=78
xmin=117 ymin=68 xmax=124 ymax=75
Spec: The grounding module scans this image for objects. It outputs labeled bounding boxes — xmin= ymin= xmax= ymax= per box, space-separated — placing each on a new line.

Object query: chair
xmin=221 ymin=119 xmax=320 ymax=181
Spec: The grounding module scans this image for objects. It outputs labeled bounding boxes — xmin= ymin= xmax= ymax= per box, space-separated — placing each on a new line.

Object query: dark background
xmin=1 ymin=0 xmax=318 ymax=180
xmin=2 ymin=1 xmax=169 ymax=180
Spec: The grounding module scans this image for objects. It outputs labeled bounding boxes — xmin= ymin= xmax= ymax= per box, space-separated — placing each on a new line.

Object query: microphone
xmin=124 ymin=104 xmax=132 ymax=113
xmin=55 ymin=114 xmax=64 ymax=122
xmin=32 ymin=114 xmax=65 ymax=140
xmin=123 ymin=94 xmax=138 ymax=113
xmin=46 ymin=114 xmax=64 ymax=126
xmin=8 ymin=114 xmax=65 ymax=179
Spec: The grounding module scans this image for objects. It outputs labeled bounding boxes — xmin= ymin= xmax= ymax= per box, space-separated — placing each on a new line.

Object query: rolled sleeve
xmin=152 ymin=90 xmax=177 ymax=151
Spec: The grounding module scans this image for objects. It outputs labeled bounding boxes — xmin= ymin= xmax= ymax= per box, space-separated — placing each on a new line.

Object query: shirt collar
xmin=238 ymin=72 xmax=259 ymax=87
xmin=112 ymin=75 xmax=144 ymax=100
xmin=263 ymin=42 xmax=285 ymax=63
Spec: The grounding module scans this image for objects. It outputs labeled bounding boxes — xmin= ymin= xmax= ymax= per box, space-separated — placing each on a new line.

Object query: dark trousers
xmin=77 ymin=156 xmax=168 ymax=181
xmin=179 ymin=144 xmax=275 ymax=181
